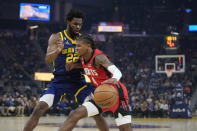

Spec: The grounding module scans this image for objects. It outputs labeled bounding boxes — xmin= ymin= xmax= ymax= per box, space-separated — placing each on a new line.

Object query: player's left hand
xmin=101 ymin=78 xmax=118 ymax=85
xmin=66 ymin=63 xmax=75 ymax=71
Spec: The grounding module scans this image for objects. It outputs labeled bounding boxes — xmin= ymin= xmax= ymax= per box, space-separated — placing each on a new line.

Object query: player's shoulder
xmin=94 ymin=49 xmax=105 ymax=59
xmin=94 ymin=54 xmax=108 ymax=63
xmin=48 ymin=32 xmax=62 ymax=45
xmin=50 ymin=32 xmax=61 ymax=38
xmin=49 ymin=32 xmax=62 ymax=41
xmin=93 ymin=53 xmax=111 ymax=68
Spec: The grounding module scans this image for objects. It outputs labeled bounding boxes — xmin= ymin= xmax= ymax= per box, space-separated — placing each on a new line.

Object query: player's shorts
xmin=82 ymin=83 xmax=132 ymax=126
xmin=39 ymin=76 xmax=94 ymax=107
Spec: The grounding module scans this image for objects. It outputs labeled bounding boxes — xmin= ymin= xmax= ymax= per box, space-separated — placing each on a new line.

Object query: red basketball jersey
xmin=81 ymin=49 xmax=129 ymax=112
xmin=81 ymin=49 xmax=111 ymax=87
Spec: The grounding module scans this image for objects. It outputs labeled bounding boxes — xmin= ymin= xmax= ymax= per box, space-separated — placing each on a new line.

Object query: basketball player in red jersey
xmin=59 ymin=34 xmax=132 ymax=131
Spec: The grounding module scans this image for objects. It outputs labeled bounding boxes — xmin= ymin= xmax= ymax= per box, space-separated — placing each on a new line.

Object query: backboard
xmin=155 ymin=55 xmax=185 ymax=77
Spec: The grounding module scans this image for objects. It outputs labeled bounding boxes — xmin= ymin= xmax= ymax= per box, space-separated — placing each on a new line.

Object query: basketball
xmin=94 ymin=84 xmax=118 ymax=108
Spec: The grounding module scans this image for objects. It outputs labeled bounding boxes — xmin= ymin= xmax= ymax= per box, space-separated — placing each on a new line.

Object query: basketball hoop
xmin=166 ymin=69 xmax=174 ymax=78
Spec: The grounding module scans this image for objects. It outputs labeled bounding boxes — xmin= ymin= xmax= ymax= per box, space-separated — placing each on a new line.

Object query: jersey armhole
xmin=59 ymin=32 xmax=64 ymax=41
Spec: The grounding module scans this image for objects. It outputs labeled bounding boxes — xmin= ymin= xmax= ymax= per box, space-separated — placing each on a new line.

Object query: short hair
xmin=66 ymin=9 xmax=85 ymax=22
xmin=77 ymin=34 xmax=96 ymax=49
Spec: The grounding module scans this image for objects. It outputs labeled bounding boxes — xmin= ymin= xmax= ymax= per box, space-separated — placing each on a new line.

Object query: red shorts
xmin=99 ymin=82 xmax=129 ymax=113
xmin=82 ymin=82 xmax=131 ymax=126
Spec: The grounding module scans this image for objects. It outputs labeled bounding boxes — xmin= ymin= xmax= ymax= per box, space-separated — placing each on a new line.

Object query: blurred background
xmin=0 ymin=0 xmax=197 ymax=119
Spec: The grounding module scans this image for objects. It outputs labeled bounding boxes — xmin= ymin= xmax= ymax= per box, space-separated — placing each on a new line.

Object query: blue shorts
xmin=40 ymin=77 xmax=94 ymax=106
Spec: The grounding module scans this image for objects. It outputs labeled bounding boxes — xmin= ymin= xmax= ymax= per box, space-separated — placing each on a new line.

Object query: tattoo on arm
xmin=94 ymin=54 xmax=113 ymax=69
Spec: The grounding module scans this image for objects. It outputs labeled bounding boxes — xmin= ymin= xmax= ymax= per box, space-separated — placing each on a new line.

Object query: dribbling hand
xmin=101 ymin=78 xmax=118 ymax=85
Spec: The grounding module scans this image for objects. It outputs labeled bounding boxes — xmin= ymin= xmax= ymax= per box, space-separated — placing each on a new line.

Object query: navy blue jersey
xmin=53 ymin=30 xmax=83 ymax=80
xmin=40 ymin=30 xmax=95 ymax=107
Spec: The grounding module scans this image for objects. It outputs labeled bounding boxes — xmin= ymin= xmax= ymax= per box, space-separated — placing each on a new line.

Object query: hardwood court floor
xmin=0 ymin=116 xmax=196 ymax=131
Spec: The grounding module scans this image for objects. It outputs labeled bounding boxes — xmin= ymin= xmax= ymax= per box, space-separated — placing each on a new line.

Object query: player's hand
xmin=101 ymin=78 xmax=118 ymax=85
xmin=56 ymin=38 xmax=64 ymax=54
xmin=66 ymin=63 xmax=75 ymax=71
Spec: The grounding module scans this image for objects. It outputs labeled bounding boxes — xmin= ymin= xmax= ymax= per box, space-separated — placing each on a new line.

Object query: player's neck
xmin=66 ymin=29 xmax=76 ymax=40
xmin=83 ymin=49 xmax=93 ymax=63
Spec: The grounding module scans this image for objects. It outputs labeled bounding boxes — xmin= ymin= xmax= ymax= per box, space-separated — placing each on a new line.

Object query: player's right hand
xmin=56 ymin=38 xmax=64 ymax=54
xmin=101 ymin=78 xmax=118 ymax=85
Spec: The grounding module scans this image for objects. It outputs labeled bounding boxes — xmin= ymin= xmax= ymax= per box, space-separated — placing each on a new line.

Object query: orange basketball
xmin=94 ymin=84 xmax=118 ymax=108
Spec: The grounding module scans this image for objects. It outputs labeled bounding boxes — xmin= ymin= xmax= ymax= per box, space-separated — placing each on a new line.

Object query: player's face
xmin=76 ymin=40 xmax=89 ymax=57
xmin=68 ymin=18 xmax=83 ymax=35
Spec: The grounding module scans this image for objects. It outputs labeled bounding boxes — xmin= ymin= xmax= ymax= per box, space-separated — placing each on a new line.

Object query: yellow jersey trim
xmin=64 ymin=30 xmax=76 ymax=44
xmin=59 ymin=93 xmax=66 ymax=102
xmin=53 ymin=61 xmax=55 ymax=72
xmin=74 ymin=85 xmax=87 ymax=102
xmin=59 ymin=32 xmax=63 ymax=40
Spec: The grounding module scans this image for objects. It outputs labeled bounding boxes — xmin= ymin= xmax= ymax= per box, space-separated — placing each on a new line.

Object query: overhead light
xmin=171 ymin=32 xmax=179 ymax=35
xmin=29 ymin=25 xmax=39 ymax=30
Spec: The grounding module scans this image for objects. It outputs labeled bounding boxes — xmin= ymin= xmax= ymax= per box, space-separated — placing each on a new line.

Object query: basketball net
xmin=166 ymin=69 xmax=174 ymax=78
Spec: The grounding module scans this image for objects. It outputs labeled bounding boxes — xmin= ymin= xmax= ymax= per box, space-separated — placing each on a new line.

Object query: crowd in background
xmin=0 ymin=30 xmax=196 ymax=117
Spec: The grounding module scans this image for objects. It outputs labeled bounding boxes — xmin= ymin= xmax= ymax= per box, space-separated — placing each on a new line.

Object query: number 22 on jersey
xmin=66 ymin=53 xmax=79 ymax=63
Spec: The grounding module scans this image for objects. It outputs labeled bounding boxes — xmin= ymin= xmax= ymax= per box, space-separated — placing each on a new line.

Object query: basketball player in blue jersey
xmin=23 ymin=9 xmax=108 ymax=131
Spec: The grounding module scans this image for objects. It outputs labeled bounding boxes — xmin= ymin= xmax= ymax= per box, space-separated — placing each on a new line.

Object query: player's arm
xmin=45 ymin=33 xmax=64 ymax=64
xmin=94 ymin=54 xmax=122 ymax=84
